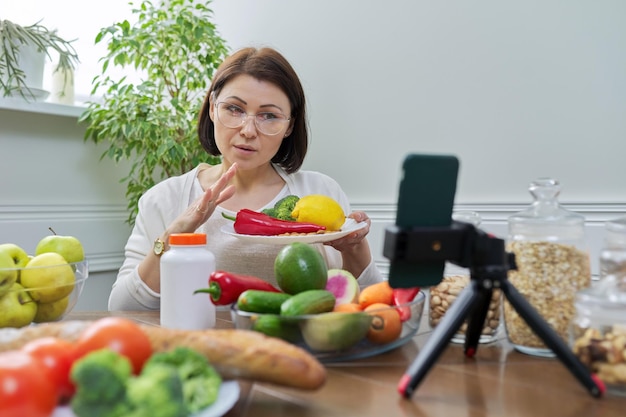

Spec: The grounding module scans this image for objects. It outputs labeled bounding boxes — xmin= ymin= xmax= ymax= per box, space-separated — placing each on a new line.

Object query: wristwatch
xmin=153 ymin=237 xmax=166 ymax=257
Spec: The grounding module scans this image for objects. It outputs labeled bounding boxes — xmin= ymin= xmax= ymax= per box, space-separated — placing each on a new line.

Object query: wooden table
xmin=65 ymin=310 xmax=626 ymax=417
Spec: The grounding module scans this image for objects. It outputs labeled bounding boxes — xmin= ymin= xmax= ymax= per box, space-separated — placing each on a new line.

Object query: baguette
xmin=0 ymin=321 xmax=326 ymax=390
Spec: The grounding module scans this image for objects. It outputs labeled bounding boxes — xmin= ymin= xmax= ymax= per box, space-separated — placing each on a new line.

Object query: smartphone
xmin=385 ymin=154 xmax=459 ymax=288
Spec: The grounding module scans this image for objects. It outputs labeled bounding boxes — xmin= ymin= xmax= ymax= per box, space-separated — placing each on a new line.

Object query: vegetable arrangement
xmin=222 ymin=193 xmax=349 ymax=236
xmin=0 ymin=317 xmax=222 ymax=417
xmin=222 ymin=209 xmax=326 ymax=236
xmin=204 ymin=239 xmax=422 ymax=352
xmin=233 ymin=279 xmax=421 ymax=351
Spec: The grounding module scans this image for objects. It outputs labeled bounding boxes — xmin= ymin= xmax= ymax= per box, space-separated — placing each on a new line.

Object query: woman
xmin=109 ymin=47 xmax=383 ymax=310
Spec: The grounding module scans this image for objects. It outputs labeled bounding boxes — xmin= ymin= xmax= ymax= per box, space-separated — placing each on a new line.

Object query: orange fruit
xmin=364 ymin=303 xmax=402 ymax=344
xmin=333 ymin=303 xmax=363 ymax=313
xmin=358 ymin=281 xmax=393 ymax=309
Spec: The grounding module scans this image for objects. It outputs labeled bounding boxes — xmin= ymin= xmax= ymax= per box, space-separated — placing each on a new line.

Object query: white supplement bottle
xmin=160 ymin=233 xmax=216 ymax=330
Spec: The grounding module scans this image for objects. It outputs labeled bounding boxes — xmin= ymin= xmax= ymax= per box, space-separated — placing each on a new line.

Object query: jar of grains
xmin=429 ymin=211 xmax=502 ymax=344
xmin=505 ymin=178 xmax=592 ymax=357
xmin=570 ymin=216 xmax=626 ymax=396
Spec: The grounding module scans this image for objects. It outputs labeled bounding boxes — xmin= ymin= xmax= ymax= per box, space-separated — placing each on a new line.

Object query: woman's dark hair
xmin=198 ymin=47 xmax=308 ymax=173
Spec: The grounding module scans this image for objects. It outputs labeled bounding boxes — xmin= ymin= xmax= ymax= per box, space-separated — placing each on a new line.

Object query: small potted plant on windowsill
xmin=0 ymin=19 xmax=79 ymax=101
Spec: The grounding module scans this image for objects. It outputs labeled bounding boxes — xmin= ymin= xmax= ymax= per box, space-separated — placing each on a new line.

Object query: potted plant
xmin=0 ymin=19 xmax=79 ymax=101
xmin=80 ymin=0 xmax=229 ymax=225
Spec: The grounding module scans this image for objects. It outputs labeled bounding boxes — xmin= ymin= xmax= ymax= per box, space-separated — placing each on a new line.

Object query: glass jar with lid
xmin=429 ymin=211 xmax=502 ymax=344
xmin=570 ymin=259 xmax=626 ymax=396
xmin=600 ymin=216 xmax=626 ymax=283
xmin=505 ymin=178 xmax=592 ymax=356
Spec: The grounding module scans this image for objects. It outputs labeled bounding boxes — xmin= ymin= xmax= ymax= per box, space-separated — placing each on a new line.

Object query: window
xmin=3 ymin=0 xmax=136 ymax=105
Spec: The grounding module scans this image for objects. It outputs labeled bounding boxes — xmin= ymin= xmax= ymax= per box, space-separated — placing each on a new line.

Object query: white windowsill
xmin=0 ymin=97 xmax=86 ymax=118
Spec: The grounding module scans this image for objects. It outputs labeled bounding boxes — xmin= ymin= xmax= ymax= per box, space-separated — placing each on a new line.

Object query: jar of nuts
xmin=429 ymin=275 xmax=502 ymax=343
xmin=570 ymin=274 xmax=626 ymax=397
xmin=428 ymin=211 xmax=502 ymax=344
xmin=505 ymin=178 xmax=592 ymax=357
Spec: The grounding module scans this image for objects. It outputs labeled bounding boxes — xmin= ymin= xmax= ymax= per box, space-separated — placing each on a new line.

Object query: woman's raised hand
xmin=171 ymin=163 xmax=238 ymax=233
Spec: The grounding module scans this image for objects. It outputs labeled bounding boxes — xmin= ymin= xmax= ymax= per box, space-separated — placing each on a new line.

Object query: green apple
xmin=20 ymin=253 xmax=76 ymax=303
xmin=35 ymin=234 xmax=85 ymax=264
xmin=34 ymin=294 xmax=70 ymax=323
xmin=0 ymin=243 xmax=30 ymax=269
xmin=0 ymin=250 xmax=18 ymax=297
xmin=0 ymin=282 xmax=38 ymax=328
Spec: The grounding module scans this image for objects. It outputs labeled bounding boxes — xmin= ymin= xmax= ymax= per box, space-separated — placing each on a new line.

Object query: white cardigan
xmin=108 ymin=164 xmax=383 ymax=310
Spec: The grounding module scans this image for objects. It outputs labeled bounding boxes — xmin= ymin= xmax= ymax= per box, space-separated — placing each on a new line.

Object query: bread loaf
xmin=0 ymin=321 xmax=326 ymax=390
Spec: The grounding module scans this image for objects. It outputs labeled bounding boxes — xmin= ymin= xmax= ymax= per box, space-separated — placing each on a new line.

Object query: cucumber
xmin=237 ymin=290 xmax=292 ymax=314
xmin=280 ymin=289 xmax=336 ymax=316
xmin=252 ymin=314 xmax=302 ymax=343
xmin=301 ymin=312 xmax=373 ymax=351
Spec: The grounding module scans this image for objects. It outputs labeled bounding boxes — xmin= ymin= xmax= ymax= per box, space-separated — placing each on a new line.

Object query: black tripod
xmin=383 ymin=221 xmax=605 ymax=399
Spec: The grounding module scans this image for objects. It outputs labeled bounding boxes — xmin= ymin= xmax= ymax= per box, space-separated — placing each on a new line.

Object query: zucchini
xmin=237 ymin=290 xmax=292 ymax=314
xmin=280 ymin=289 xmax=336 ymax=316
xmin=252 ymin=314 xmax=302 ymax=343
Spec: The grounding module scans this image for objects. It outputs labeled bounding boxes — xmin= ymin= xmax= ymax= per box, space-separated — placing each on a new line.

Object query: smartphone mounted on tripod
xmin=383 ymin=153 xmax=605 ymax=399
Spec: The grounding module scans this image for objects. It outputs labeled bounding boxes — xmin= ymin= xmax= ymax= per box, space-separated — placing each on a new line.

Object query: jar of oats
xmin=505 ymin=178 xmax=591 ymax=357
xmin=429 ymin=211 xmax=502 ymax=344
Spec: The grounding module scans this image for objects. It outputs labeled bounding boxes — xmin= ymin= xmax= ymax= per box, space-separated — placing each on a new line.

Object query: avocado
xmin=274 ymin=242 xmax=328 ymax=294
xmin=300 ymin=312 xmax=373 ymax=352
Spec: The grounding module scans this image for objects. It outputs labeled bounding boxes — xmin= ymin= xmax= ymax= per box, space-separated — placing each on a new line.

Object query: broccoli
xmin=125 ymin=363 xmax=187 ymax=417
xmin=70 ymin=349 xmax=133 ymax=417
xmin=143 ymin=347 xmax=222 ymax=413
xmin=261 ymin=207 xmax=278 ymax=217
xmin=268 ymin=195 xmax=300 ymax=221
xmin=70 ymin=347 xmax=221 ymax=417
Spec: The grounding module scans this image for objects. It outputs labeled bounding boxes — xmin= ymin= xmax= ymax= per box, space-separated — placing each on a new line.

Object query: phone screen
xmin=386 ymin=154 xmax=459 ymax=288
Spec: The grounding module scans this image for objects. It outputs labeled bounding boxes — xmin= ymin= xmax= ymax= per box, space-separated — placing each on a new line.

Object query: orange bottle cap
xmin=168 ymin=233 xmax=207 ymax=245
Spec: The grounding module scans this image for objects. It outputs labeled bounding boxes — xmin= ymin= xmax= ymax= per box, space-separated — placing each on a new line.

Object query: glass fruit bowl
xmin=231 ymin=291 xmax=425 ymax=363
xmin=0 ymin=259 xmax=89 ymax=328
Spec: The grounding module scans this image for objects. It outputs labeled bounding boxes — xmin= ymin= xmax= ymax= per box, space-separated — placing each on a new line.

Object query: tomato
xmin=74 ymin=317 xmax=153 ymax=374
xmin=0 ymin=350 xmax=57 ymax=417
xmin=22 ymin=337 xmax=78 ymax=403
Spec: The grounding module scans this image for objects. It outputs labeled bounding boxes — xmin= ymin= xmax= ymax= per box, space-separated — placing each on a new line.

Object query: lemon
xmin=291 ymin=195 xmax=346 ymax=231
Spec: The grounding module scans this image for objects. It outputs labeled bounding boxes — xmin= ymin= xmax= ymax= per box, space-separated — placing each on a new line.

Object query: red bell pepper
xmin=222 ymin=209 xmax=326 ymax=236
xmin=194 ymin=270 xmax=281 ymax=305
xmin=392 ymin=287 xmax=420 ymax=322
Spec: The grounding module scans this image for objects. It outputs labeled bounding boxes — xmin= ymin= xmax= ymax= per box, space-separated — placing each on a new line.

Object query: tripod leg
xmin=399 ymin=283 xmax=482 ymax=398
xmin=464 ymin=284 xmax=492 ymax=357
xmin=500 ymin=280 xmax=605 ymax=398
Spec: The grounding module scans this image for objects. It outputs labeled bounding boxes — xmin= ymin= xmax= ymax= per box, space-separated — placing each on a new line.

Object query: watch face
xmin=154 ymin=239 xmax=164 ymax=255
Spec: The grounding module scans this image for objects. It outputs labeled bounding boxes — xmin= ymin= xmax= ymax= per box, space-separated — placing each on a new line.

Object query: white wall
xmin=1 ymin=1 xmax=625 ymax=310
xmin=210 ymin=0 xmax=626 ymax=205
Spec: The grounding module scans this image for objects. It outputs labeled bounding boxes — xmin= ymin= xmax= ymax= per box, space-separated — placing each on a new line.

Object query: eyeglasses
xmin=214 ymin=101 xmax=291 ymax=136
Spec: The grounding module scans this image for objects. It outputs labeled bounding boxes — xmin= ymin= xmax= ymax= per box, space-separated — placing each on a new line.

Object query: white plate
xmin=52 ymin=380 xmax=240 ymax=417
xmin=221 ymin=218 xmax=367 ymax=245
